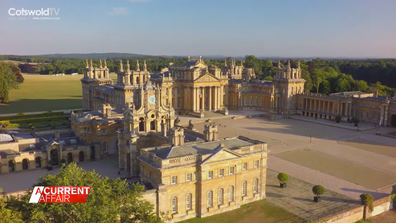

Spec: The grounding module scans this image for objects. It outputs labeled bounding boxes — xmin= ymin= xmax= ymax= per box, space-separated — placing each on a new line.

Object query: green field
xmin=180 ymin=200 xmax=302 ymax=223
xmin=0 ymin=73 xmax=117 ymax=114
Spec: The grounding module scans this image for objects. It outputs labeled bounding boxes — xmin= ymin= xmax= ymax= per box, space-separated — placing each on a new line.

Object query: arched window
xmin=139 ymin=118 xmax=145 ymax=132
xmin=35 ymin=157 xmax=42 ymax=168
xmin=229 ymin=186 xmax=234 ymax=202
xmin=22 ymin=159 xmax=29 ymax=170
xmin=186 ymin=193 xmax=192 ymax=210
xmin=208 ymin=191 xmax=213 ymax=207
xmin=242 ymin=181 xmax=247 ymax=196
xmin=172 ymin=196 xmax=178 ymax=213
xmin=218 ymin=188 xmax=224 ymax=205
xmin=150 ymin=120 xmax=156 ymax=131
xmin=103 ymin=142 xmax=107 ymax=153
xmin=8 ymin=160 xmax=15 ymax=172
xmin=254 ymin=178 xmax=259 ymax=193
xmin=291 ymin=87 xmax=294 ymax=94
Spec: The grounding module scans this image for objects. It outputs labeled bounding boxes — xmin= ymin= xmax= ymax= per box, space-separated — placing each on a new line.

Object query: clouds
xmin=108 ymin=7 xmax=127 ymax=16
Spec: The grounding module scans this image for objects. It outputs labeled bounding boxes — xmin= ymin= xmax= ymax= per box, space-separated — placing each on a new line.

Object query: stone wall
xmin=321 ymin=195 xmax=392 ymax=223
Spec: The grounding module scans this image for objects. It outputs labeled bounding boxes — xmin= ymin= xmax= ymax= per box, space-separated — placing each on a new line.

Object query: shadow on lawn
xmin=0 ymin=98 xmax=83 ymax=114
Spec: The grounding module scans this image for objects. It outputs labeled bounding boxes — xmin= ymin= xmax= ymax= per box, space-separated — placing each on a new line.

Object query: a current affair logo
xmin=8 ymin=8 xmax=60 ymax=20
xmin=29 ymin=186 xmax=91 ymax=203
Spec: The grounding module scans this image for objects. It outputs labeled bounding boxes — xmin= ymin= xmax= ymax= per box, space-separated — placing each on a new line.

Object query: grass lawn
xmin=180 ymin=200 xmax=303 ymax=223
xmin=0 ymin=73 xmax=117 ymax=114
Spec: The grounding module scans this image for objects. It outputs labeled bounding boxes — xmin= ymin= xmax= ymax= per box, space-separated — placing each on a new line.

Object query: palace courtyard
xmin=1 ymin=115 xmax=396 ymax=221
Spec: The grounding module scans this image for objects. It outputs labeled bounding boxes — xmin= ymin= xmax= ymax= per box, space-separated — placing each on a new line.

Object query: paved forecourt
xmin=194 ymin=116 xmax=396 ymax=199
xmin=0 ymin=155 xmax=126 ymax=193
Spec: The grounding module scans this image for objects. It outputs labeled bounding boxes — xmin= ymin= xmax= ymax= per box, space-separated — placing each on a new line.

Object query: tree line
xmin=0 ymin=62 xmax=24 ymax=104
xmin=1 ymin=55 xmax=395 ymax=96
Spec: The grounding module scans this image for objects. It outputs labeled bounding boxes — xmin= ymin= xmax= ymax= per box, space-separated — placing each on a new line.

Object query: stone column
xmin=384 ymin=106 xmax=389 ymax=126
xmin=220 ymin=86 xmax=224 ymax=108
xmin=214 ymin=87 xmax=218 ymax=110
xmin=209 ymin=87 xmax=212 ymax=111
xmin=202 ymin=87 xmax=206 ymax=111
xmin=193 ymin=87 xmax=197 ymax=111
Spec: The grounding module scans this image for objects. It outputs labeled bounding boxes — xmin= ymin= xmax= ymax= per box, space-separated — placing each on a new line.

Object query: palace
xmin=1 ymin=56 xmax=396 ymax=222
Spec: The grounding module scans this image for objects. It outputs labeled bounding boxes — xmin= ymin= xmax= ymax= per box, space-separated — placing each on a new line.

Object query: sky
xmin=0 ymin=0 xmax=396 ymax=58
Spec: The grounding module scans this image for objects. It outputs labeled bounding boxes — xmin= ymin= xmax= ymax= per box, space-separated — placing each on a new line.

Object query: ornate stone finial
xmin=287 ymin=60 xmax=291 ymax=69
xmin=241 ymin=60 xmax=243 ymax=66
xmin=224 ymin=58 xmax=227 ymax=66
xmin=199 ymin=56 xmax=202 ymax=62
xmin=278 ymin=60 xmax=281 ymax=68
xmin=104 ymin=59 xmax=107 ymax=68
xmin=127 ymin=60 xmax=130 ymax=71
xmin=136 ymin=60 xmax=140 ymax=71
xmin=90 ymin=59 xmax=93 ymax=68
xmin=297 ymin=61 xmax=300 ymax=69
xmin=144 ymin=60 xmax=147 ymax=72
xmin=86 ymin=59 xmax=89 ymax=68
xmin=100 ymin=59 xmax=103 ymax=68
xmin=188 ymin=56 xmax=190 ymax=61
xmin=120 ymin=60 xmax=124 ymax=72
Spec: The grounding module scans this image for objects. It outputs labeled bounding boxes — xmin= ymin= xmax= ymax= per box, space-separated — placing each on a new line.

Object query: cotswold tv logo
xmin=8 ymin=8 xmax=60 ymax=20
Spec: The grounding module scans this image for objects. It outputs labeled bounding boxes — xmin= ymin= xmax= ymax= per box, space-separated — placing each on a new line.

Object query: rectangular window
xmin=171 ymin=176 xmax=177 ymax=185
xmin=86 ymin=127 xmax=91 ymax=133
xmin=186 ymin=173 xmax=192 ymax=182
xmin=208 ymin=171 xmax=213 ymax=179
xmin=229 ymin=167 xmax=234 ymax=175
xmin=177 ymin=98 xmax=181 ymax=108
xmin=243 ymin=163 xmax=247 ymax=170
xmin=102 ymin=129 xmax=107 ymax=134
xmin=177 ymin=88 xmax=181 ymax=95
xmin=254 ymin=160 xmax=259 ymax=168
xmin=219 ymin=169 xmax=224 ymax=177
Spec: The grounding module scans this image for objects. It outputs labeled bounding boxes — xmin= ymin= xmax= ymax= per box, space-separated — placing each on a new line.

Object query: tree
xmin=360 ymin=193 xmax=374 ymax=220
xmin=7 ymin=163 xmax=161 ymax=223
xmin=0 ymin=189 xmax=23 ymax=223
xmin=0 ymin=73 xmax=9 ymax=103
xmin=311 ymin=70 xmax=325 ymax=93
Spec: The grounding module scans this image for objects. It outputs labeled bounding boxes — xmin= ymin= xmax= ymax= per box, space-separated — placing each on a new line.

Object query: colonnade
xmin=192 ymin=86 xmax=223 ymax=112
xmin=302 ymin=98 xmax=352 ymax=117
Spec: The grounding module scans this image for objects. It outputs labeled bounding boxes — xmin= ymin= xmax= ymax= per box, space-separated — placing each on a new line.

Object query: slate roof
xmin=181 ymin=61 xmax=199 ymax=67
xmin=151 ymin=138 xmax=254 ymax=159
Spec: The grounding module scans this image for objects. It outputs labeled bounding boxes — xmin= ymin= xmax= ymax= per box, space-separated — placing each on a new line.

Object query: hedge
xmin=10 ymin=120 xmax=71 ymax=128
xmin=6 ymin=116 xmax=69 ymax=124
xmin=0 ymin=111 xmax=65 ymax=121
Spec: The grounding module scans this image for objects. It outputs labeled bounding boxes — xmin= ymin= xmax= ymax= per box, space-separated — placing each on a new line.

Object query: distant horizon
xmin=1 ymin=0 xmax=396 ymax=58
xmin=2 ymin=52 xmax=396 ymax=60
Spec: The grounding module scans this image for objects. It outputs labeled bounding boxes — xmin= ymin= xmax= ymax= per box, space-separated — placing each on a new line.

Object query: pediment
xmin=202 ymin=147 xmax=242 ymax=164
xmin=195 ymin=73 xmax=219 ymax=83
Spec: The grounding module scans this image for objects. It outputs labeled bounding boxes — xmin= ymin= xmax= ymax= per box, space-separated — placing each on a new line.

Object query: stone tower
xmin=81 ymin=59 xmax=112 ymax=110
xmin=169 ymin=127 xmax=185 ymax=146
xmin=272 ymin=60 xmax=305 ymax=114
xmin=117 ymin=79 xmax=176 ymax=176
xmin=203 ymin=124 xmax=218 ymax=142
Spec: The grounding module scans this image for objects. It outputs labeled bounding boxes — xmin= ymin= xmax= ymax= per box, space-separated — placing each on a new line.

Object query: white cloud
xmin=108 ymin=7 xmax=127 ymax=16
xmin=129 ymin=0 xmax=150 ymax=2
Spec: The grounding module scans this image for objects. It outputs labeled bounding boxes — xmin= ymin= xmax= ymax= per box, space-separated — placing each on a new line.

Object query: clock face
xmin=149 ymin=96 xmax=155 ymax=104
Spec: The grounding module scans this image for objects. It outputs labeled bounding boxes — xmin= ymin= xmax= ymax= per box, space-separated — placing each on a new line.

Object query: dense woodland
xmin=0 ymin=55 xmax=395 ymax=104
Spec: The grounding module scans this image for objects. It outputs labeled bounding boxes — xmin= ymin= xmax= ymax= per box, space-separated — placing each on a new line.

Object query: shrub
xmin=61 ymin=158 xmax=66 ymax=164
xmin=360 ymin=193 xmax=374 ymax=212
xmin=312 ymin=185 xmax=325 ymax=197
xmin=277 ymin=173 xmax=289 ymax=183
xmin=352 ymin=117 xmax=360 ymax=124
xmin=391 ymin=194 xmax=396 ymax=207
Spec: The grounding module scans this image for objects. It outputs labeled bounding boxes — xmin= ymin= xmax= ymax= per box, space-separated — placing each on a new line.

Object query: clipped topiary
xmin=312 ymin=185 xmax=325 ymax=202
xmin=335 ymin=115 xmax=341 ymax=123
xmin=277 ymin=173 xmax=289 ymax=188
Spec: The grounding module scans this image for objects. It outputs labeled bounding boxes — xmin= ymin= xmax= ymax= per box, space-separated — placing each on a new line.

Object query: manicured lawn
xmin=0 ymin=73 xmax=117 ymax=114
xmin=180 ymin=200 xmax=303 ymax=223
